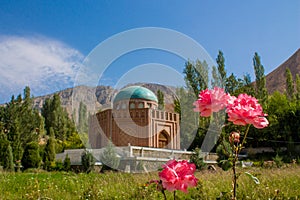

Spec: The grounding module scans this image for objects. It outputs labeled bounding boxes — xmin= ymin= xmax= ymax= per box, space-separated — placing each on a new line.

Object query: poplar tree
xmin=183 ymin=59 xmax=208 ymax=97
xmin=44 ymin=127 xmax=56 ymax=164
xmin=211 ymin=66 xmax=220 ymax=87
xmin=78 ymin=102 xmax=88 ymax=133
xmin=182 ymin=59 xmax=210 ymax=150
xmin=253 ymin=52 xmax=268 ymax=106
xmin=295 ymin=74 xmax=300 ymax=100
xmin=216 ymin=50 xmax=227 ymax=90
xmin=42 ymin=93 xmax=76 ymax=147
xmin=285 ymin=68 xmax=294 ymax=100
xmin=157 ymin=90 xmax=165 ymax=110
xmin=3 ymin=144 xmax=14 ymax=171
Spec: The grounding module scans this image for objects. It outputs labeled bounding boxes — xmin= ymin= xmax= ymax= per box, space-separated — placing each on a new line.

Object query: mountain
xmin=265 ymin=48 xmax=300 ymax=94
xmin=32 ymin=83 xmax=178 ymax=116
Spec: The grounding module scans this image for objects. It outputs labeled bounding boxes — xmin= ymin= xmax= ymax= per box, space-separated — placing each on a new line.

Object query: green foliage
xmin=216 ymin=141 xmax=232 ymax=171
xmin=225 ymin=73 xmax=244 ymax=95
xmin=63 ymin=154 xmax=71 ymax=172
xmin=3 ymin=143 xmax=14 ymax=171
xmin=42 ymin=93 xmax=76 ymax=144
xmin=81 ymin=150 xmax=95 ymax=173
xmin=216 ymin=50 xmax=227 ymax=89
xmin=253 ymin=52 xmax=268 ymax=107
xmin=183 ymin=59 xmax=208 ymax=97
xmin=173 ymin=87 xmax=200 ymax=149
xmin=190 ymin=147 xmax=206 ymax=170
xmin=63 ymin=132 xmax=85 ymax=149
xmin=100 ymin=141 xmax=120 ymax=171
xmin=157 ymin=89 xmax=165 ymax=110
xmin=273 ymin=154 xmax=283 ymax=168
xmin=2 ymin=87 xmax=44 ymax=161
xmin=44 ymin=127 xmax=56 ymax=163
xmin=296 ymin=74 xmax=300 ymax=101
xmin=55 ymin=160 xmax=64 ymax=171
xmin=21 ymin=141 xmax=42 ymax=170
xmin=77 ymin=101 xmax=88 ymax=134
xmin=286 ymin=68 xmax=295 ymax=100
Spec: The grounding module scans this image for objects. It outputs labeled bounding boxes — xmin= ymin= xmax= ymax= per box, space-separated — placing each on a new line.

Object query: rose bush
xmin=193 ymin=87 xmax=269 ymax=199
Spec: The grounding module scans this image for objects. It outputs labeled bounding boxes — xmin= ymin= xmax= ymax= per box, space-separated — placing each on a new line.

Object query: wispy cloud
xmin=0 ymin=35 xmax=84 ymax=103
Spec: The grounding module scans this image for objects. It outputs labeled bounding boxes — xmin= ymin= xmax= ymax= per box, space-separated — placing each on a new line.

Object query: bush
xmin=190 ymin=147 xmax=206 ymax=170
xmin=81 ymin=150 xmax=95 ymax=173
xmin=273 ymin=154 xmax=283 ymax=168
xmin=21 ymin=142 xmax=41 ymax=170
xmin=216 ymin=141 xmax=232 ymax=171
xmin=100 ymin=141 xmax=120 ymax=171
xmin=63 ymin=154 xmax=71 ymax=172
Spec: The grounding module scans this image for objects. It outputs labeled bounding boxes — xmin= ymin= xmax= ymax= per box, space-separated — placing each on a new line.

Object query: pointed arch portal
xmin=158 ymin=130 xmax=169 ymax=148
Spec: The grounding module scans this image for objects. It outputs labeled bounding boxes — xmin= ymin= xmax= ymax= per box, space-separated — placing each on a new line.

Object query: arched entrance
xmin=158 ymin=131 xmax=169 ymax=148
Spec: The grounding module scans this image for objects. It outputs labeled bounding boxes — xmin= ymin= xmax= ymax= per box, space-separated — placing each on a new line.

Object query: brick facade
xmin=89 ymin=98 xmax=180 ymax=149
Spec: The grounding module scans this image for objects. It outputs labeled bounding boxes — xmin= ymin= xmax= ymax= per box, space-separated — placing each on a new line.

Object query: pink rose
xmin=193 ymin=87 xmax=230 ymax=117
xmin=226 ymin=94 xmax=269 ymax=129
xmin=159 ymin=160 xmax=198 ymax=193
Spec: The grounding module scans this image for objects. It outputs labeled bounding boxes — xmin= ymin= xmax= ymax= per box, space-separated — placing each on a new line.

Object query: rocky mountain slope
xmin=265 ymin=48 xmax=300 ymax=94
xmin=32 ymin=83 xmax=177 ymax=116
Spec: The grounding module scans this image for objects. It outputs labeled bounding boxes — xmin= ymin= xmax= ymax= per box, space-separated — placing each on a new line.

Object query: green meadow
xmin=0 ymin=165 xmax=300 ymax=200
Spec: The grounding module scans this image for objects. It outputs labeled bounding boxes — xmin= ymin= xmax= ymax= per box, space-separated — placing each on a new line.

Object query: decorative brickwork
xmin=88 ymin=86 xmax=180 ymax=150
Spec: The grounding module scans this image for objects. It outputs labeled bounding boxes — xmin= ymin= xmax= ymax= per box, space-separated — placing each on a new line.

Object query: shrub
xmin=81 ymin=150 xmax=95 ymax=173
xmin=63 ymin=154 xmax=71 ymax=172
xmin=100 ymin=141 xmax=120 ymax=171
xmin=21 ymin=142 xmax=41 ymax=170
xmin=273 ymin=154 xmax=283 ymax=168
xmin=190 ymin=147 xmax=206 ymax=170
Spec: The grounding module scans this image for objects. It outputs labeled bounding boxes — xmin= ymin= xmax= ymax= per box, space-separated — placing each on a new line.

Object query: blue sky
xmin=0 ymin=1 xmax=299 ymax=103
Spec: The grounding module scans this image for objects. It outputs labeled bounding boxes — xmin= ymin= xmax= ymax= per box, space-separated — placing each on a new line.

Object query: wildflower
xmin=158 ymin=160 xmax=198 ymax=193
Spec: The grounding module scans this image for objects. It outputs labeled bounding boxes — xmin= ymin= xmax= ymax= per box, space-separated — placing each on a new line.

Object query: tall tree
xmin=296 ymin=74 xmax=300 ymax=101
xmin=183 ymin=59 xmax=208 ymax=97
xmin=42 ymin=94 xmax=76 ymax=144
xmin=157 ymin=90 xmax=165 ymax=110
xmin=174 ymin=87 xmax=199 ymax=150
xmin=4 ymin=87 xmax=44 ymax=161
xmin=216 ymin=50 xmax=227 ymax=89
xmin=225 ymin=73 xmax=243 ymax=95
xmin=285 ymin=68 xmax=294 ymax=100
xmin=253 ymin=52 xmax=268 ymax=106
xmin=21 ymin=141 xmax=41 ymax=169
xmin=44 ymin=127 xmax=56 ymax=164
xmin=211 ymin=66 xmax=220 ymax=88
xmin=3 ymin=143 xmax=14 ymax=171
xmin=78 ymin=102 xmax=88 ymax=133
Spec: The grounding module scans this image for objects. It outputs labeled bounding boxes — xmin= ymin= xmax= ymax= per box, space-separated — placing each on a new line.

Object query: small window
xmin=121 ymin=103 xmax=127 ymax=109
xmin=138 ymin=103 xmax=144 ymax=108
xmin=130 ymin=103 xmax=135 ymax=109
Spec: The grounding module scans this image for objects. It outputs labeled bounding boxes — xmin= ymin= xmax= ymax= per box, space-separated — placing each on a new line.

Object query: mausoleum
xmin=89 ymin=86 xmax=180 ymax=149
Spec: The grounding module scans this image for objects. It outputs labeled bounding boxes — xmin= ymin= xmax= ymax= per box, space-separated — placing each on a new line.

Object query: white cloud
xmin=0 ymin=35 xmax=84 ymax=103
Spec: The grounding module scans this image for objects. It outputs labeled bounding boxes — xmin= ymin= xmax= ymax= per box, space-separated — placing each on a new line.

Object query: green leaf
xmin=245 ymin=172 xmax=260 ymax=184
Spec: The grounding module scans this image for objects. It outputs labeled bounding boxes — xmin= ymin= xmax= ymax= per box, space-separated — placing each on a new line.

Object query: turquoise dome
xmin=114 ymin=86 xmax=158 ymax=102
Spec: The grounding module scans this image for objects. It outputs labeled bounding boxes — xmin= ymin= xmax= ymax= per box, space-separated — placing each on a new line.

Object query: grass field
xmin=0 ymin=165 xmax=300 ymax=199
